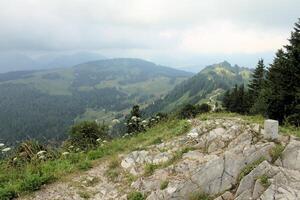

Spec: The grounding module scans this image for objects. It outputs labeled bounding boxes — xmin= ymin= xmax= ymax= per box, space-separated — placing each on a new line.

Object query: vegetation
xmin=270 ymin=144 xmax=285 ymax=163
xmin=189 ymin=192 xmax=212 ymax=200
xmin=222 ymin=19 xmax=300 ymax=127
xmin=178 ymin=103 xmax=211 ymax=119
xmin=144 ymin=61 xmax=251 ymax=116
xmin=127 ymin=191 xmax=145 ymax=200
xmin=68 ymin=121 xmax=109 ymax=150
xmin=258 ymin=174 xmax=271 ymax=188
xmin=0 ymin=58 xmax=191 ymax=144
xmin=238 ymin=157 xmax=266 ymax=181
xmin=160 ymin=180 xmax=169 ymax=190
xmin=0 ymin=117 xmax=190 ymax=199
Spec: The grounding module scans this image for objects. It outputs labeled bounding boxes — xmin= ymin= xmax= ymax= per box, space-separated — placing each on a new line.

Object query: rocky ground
xmin=19 ymin=118 xmax=300 ymax=200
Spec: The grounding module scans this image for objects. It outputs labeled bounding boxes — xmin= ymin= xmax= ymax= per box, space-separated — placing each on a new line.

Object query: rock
xmin=182 ymin=150 xmax=203 ymax=160
xmin=281 ymin=138 xmax=300 ymax=171
xmin=187 ymin=129 xmax=199 ymax=138
xmin=152 ymin=152 xmax=170 ymax=164
xmin=121 ymin=157 xmax=135 ymax=169
xmin=264 ymin=119 xmax=279 ymax=139
xmin=252 ymin=179 xmax=266 ymax=199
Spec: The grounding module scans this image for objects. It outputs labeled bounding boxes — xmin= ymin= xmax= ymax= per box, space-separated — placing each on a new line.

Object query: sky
xmin=0 ymin=0 xmax=299 ymax=68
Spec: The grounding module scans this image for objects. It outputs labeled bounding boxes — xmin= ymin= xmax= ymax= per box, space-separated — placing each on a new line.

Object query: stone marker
xmin=264 ymin=119 xmax=279 ymax=139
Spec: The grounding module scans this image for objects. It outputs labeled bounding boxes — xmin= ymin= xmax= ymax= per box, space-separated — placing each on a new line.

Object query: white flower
xmin=0 ymin=143 xmax=4 ymax=148
xmin=131 ymin=116 xmax=137 ymax=120
xmin=37 ymin=150 xmax=46 ymax=155
xmin=102 ymin=140 xmax=107 ymax=143
xmin=13 ymin=157 xmax=18 ymax=162
xmin=62 ymin=152 xmax=70 ymax=156
xmin=96 ymin=138 xmax=102 ymax=142
xmin=39 ymin=155 xmax=46 ymax=160
xmin=156 ymin=116 xmax=160 ymax=119
xmin=2 ymin=147 xmax=11 ymax=152
xmin=112 ymin=119 xmax=120 ymax=124
xmin=142 ymin=120 xmax=147 ymax=124
xmin=68 ymin=145 xmax=74 ymax=149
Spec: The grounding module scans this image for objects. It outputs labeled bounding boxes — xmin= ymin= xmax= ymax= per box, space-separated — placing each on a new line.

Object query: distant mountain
xmin=0 ymin=58 xmax=192 ymax=144
xmin=179 ymin=65 xmax=206 ymax=73
xmin=0 ymin=52 xmax=106 ymax=73
xmin=144 ymin=61 xmax=252 ymax=115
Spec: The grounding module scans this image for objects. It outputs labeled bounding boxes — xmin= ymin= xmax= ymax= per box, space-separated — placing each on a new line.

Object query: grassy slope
xmin=0 ymin=119 xmax=190 ymax=199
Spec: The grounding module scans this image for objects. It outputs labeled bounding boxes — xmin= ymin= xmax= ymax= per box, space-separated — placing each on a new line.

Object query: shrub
xmin=8 ymin=140 xmax=57 ymax=167
xmin=179 ymin=103 xmax=212 ymax=119
xmin=68 ymin=121 xmax=109 ymax=150
xmin=127 ymin=191 xmax=145 ymax=200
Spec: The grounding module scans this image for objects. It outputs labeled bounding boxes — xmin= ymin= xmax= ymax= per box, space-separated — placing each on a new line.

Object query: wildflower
xmin=68 ymin=145 xmax=74 ymax=149
xmin=2 ymin=147 xmax=11 ymax=152
xmin=142 ymin=120 xmax=147 ymax=124
xmin=102 ymin=140 xmax=107 ymax=143
xmin=96 ymin=138 xmax=102 ymax=142
xmin=0 ymin=143 xmax=4 ymax=148
xmin=37 ymin=150 xmax=46 ymax=155
xmin=131 ymin=116 xmax=137 ymax=120
xmin=39 ymin=155 xmax=46 ymax=160
xmin=112 ymin=119 xmax=120 ymax=124
xmin=62 ymin=152 xmax=70 ymax=156
xmin=13 ymin=157 xmax=18 ymax=162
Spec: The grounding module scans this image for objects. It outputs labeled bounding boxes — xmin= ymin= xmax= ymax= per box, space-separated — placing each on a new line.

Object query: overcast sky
xmin=0 ymin=0 xmax=299 ymax=68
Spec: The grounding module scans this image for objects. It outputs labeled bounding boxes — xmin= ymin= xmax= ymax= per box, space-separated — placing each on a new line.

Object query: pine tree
xmin=248 ymin=59 xmax=265 ymax=104
xmin=266 ymin=19 xmax=300 ymax=125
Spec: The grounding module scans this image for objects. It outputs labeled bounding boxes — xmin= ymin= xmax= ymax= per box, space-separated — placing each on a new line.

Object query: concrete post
xmin=264 ymin=119 xmax=279 ymax=139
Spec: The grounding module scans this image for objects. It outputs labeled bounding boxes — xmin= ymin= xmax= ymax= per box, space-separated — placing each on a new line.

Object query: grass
xmin=238 ymin=157 xmax=266 ymax=182
xmin=160 ymin=180 xmax=169 ymax=190
xmin=258 ymin=174 xmax=270 ymax=188
xmin=78 ymin=190 xmax=91 ymax=199
xmin=127 ymin=191 xmax=145 ymax=200
xmin=270 ymin=144 xmax=284 ymax=163
xmin=0 ymin=118 xmax=190 ymax=199
xmin=189 ymin=192 xmax=212 ymax=200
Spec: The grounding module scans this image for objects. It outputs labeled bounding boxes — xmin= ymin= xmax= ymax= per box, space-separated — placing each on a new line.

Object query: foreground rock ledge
xmin=19 ymin=118 xmax=300 ymax=200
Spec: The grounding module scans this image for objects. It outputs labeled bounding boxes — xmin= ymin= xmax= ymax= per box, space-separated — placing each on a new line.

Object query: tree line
xmin=223 ymin=19 xmax=300 ymax=126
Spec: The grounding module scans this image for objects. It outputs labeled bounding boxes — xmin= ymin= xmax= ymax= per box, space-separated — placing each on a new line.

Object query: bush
xmin=68 ymin=121 xmax=109 ymax=150
xmin=127 ymin=191 xmax=145 ymax=200
xmin=179 ymin=103 xmax=212 ymax=119
xmin=8 ymin=140 xmax=57 ymax=167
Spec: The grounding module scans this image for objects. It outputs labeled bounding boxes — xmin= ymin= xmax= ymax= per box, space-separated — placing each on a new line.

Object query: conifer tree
xmin=248 ymin=59 xmax=265 ymax=104
xmin=267 ymin=19 xmax=300 ymax=125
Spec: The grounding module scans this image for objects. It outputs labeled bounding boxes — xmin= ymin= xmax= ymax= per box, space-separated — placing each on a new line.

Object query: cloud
xmin=0 ymin=0 xmax=298 ymax=66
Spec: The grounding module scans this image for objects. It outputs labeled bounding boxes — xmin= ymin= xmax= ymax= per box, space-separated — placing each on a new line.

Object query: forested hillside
xmin=144 ymin=61 xmax=251 ymax=115
xmin=0 ymin=58 xmax=192 ymax=144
